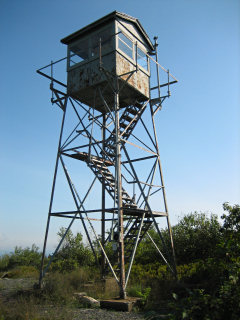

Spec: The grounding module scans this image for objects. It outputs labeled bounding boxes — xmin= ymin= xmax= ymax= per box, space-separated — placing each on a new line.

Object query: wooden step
xmin=121 ymin=195 xmax=132 ymax=200
xmin=105 ymin=176 xmax=115 ymax=182
xmin=128 ymin=108 xmax=138 ymax=116
xmin=123 ymin=203 xmax=137 ymax=208
xmin=94 ymin=164 xmax=108 ymax=170
xmin=120 ymin=123 xmax=128 ymax=129
xmin=121 ymin=115 xmax=134 ymax=122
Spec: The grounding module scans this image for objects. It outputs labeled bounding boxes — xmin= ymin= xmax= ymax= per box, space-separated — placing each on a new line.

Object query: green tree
xmin=220 ymin=202 xmax=240 ymax=257
xmin=8 ymin=244 xmax=42 ymax=269
xmin=51 ymin=228 xmax=95 ymax=272
xmin=135 ymin=212 xmax=222 ymax=266
xmin=170 ymin=212 xmax=222 ymax=264
xmin=167 ymin=203 xmax=240 ymax=320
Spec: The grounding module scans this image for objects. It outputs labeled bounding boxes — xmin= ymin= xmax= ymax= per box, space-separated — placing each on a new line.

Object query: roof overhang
xmin=61 ymin=11 xmax=154 ymax=52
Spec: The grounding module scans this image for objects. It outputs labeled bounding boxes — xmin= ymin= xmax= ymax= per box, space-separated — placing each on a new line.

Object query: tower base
xmin=100 ymin=297 xmax=141 ymax=312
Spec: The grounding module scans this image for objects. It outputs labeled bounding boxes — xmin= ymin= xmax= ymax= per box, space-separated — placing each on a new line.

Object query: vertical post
xmin=101 ymin=114 xmax=106 ymax=278
xmin=154 ymin=37 xmax=161 ymax=106
xmin=150 ymin=105 xmax=177 ymax=276
xmin=115 ymin=79 xmax=126 ymax=299
xmin=99 ymin=37 xmax=102 ymax=69
xmin=51 ymin=60 xmax=53 ymax=104
xmin=167 ymin=69 xmax=171 ymax=97
xmin=39 ymin=96 xmax=68 ymax=287
xmin=135 ymin=42 xmax=138 ymax=72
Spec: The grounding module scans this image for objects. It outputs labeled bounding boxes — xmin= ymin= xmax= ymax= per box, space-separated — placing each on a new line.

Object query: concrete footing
xmin=100 ymin=297 xmax=141 ymax=312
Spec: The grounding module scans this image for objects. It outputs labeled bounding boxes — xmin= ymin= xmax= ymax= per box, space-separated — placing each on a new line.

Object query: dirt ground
xmin=0 ymin=278 xmax=145 ymax=319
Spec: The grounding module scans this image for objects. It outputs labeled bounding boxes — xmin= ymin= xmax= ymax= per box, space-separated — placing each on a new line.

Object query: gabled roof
xmin=61 ymin=11 xmax=154 ymax=51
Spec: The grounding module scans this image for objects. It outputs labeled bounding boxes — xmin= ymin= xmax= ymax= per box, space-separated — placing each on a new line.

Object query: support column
xmin=39 ymin=96 xmax=68 ymax=287
xmin=150 ymin=106 xmax=177 ymax=276
xmin=115 ymin=81 xmax=126 ymax=299
xmin=101 ymin=114 xmax=106 ymax=278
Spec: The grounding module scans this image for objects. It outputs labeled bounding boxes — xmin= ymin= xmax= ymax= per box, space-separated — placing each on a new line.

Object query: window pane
xmin=69 ymin=39 xmax=88 ymax=67
xmin=90 ymin=28 xmax=112 ymax=58
xmin=118 ymin=28 xmax=133 ymax=59
xmin=137 ymin=48 xmax=148 ymax=71
xmin=118 ymin=40 xmax=133 ymax=58
xmin=69 ymin=51 xmax=84 ymax=66
xmin=118 ymin=31 xmax=133 ymax=49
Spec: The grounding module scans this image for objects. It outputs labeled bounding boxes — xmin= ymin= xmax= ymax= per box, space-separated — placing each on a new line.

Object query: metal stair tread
xmin=120 ymin=123 xmax=128 ymax=128
xmin=121 ymin=115 xmax=134 ymax=122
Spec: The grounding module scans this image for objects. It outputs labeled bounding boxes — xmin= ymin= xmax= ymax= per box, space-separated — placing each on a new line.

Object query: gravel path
xmin=35 ymin=306 xmax=145 ymax=320
xmin=72 ymin=308 xmax=144 ymax=319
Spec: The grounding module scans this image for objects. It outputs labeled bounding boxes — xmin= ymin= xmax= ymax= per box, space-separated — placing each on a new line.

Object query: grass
xmin=0 ymin=296 xmax=73 ymax=320
xmin=6 ymin=266 xmax=39 ymax=279
xmin=0 ymin=265 xmax=177 ymax=319
xmin=0 ymin=267 xmax=119 ymax=319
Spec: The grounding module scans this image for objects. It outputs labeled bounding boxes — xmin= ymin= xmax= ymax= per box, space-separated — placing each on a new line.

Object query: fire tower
xmin=38 ymin=11 xmax=178 ymax=299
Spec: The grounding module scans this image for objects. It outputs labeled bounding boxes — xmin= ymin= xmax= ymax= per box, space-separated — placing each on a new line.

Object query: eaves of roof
xmin=61 ymin=11 xmax=154 ymax=51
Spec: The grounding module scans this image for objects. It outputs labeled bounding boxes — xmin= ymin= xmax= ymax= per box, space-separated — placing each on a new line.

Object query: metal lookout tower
xmin=37 ymin=11 xmax=178 ymax=299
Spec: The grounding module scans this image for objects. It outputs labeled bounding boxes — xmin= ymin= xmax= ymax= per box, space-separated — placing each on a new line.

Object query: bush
xmin=41 ymin=268 xmax=100 ymax=304
xmin=163 ymin=203 xmax=240 ymax=320
xmin=51 ymin=228 xmax=95 ymax=272
xmin=0 ymin=244 xmax=42 ymax=272
xmin=7 ymin=266 xmax=39 ymax=278
xmin=170 ymin=212 xmax=222 ymax=264
xmin=0 ymin=254 xmax=10 ymax=271
xmin=135 ymin=212 xmax=222 ymax=266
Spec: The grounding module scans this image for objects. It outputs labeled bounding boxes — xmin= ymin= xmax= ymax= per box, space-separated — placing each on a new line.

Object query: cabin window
xmin=90 ymin=27 xmax=112 ymax=58
xmin=69 ymin=39 xmax=88 ymax=67
xmin=68 ymin=27 xmax=113 ymax=68
xmin=137 ymin=47 xmax=148 ymax=71
xmin=118 ymin=28 xmax=133 ymax=59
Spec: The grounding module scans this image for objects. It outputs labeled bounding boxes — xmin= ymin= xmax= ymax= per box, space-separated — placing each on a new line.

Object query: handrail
xmin=36 ymin=70 xmax=67 ymax=88
xmin=37 ymin=56 xmax=67 ymax=71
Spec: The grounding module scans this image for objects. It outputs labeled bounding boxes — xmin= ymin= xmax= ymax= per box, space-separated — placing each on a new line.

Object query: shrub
xmin=8 ymin=244 xmax=42 ymax=269
xmin=0 ymin=245 xmax=42 ymax=272
xmin=52 ymin=228 xmax=95 ymax=272
xmin=0 ymin=254 xmax=10 ymax=271
xmin=7 ymin=265 xmax=39 ymax=278
xmin=135 ymin=212 xmax=222 ymax=266
xmin=170 ymin=212 xmax=222 ymax=264
xmin=40 ymin=268 xmax=100 ymax=304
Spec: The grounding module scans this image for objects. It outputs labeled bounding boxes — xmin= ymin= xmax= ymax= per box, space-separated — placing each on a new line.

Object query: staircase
xmin=104 ymin=101 xmax=147 ymax=159
xmin=124 ymin=217 xmax=153 ymax=262
xmin=65 ymin=100 xmax=154 ymax=277
xmin=107 ymin=216 xmax=153 ymax=276
xmin=87 ymin=156 xmax=137 ymax=209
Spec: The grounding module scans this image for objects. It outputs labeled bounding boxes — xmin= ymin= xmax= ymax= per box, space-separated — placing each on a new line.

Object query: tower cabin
xmin=61 ymin=11 xmax=154 ymax=112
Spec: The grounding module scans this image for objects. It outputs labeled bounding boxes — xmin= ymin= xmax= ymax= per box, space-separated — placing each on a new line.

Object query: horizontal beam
xmin=150 ymin=80 xmax=178 ymax=91
xmin=50 ymin=208 xmax=167 ymax=218
xmin=36 ymin=70 xmax=67 ymax=88
xmin=121 ymin=155 xmax=157 ymax=165
xmin=51 ymin=214 xmax=101 ymax=221
xmin=51 ymin=208 xmax=117 ymax=215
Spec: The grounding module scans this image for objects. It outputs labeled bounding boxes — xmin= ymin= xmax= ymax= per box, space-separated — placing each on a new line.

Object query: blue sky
xmin=0 ymin=0 xmax=239 ymax=253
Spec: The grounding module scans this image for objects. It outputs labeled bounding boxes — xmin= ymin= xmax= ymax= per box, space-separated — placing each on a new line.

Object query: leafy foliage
xmin=166 ymin=203 xmax=240 ymax=320
xmin=135 ymin=212 xmax=222 ymax=266
xmin=1 ymin=203 xmax=240 ymax=319
xmin=220 ymin=203 xmax=240 ymax=257
xmin=0 ymin=244 xmax=41 ymax=271
xmin=169 ymin=212 xmax=222 ymax=264
xmin=50 ymin=228 xmax=95 ymax=272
